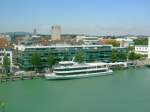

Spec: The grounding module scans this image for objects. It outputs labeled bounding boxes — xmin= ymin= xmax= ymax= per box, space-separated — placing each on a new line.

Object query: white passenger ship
xmin=45 ymin=61 xmax=113 ymax=80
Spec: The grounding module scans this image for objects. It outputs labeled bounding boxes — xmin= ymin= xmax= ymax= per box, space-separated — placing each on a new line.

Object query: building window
xmin=7 ymin=53 xmax=10 ymax=56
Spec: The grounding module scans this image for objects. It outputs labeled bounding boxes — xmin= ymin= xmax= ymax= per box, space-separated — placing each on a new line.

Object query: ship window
xmin=55 ymin=66 xmax=98 ymax=71
xmin=56 ymin=69 xmax=107 ymax=75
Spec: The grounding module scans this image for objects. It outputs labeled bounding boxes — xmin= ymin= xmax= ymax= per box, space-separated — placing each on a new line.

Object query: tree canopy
xmin=88 ymin=53 xmax=94 ymax=62
xmin=3 ymin=54 xmax=10 ymax=74
xmin=128 ymin=52 xmax=141 ymax=61
xmin=47 ymin=52 xmax=55 ymax=68
xmin=75 ymin=50 xmax=84 ymax=63
xmin=117 ymin=51 xmax=127 ymax=62
xmin=30 ymin=52 xmax=41 ymax=71
xmin=105 ymin=39 xmax=120 ymax=47
xmin=110 ymin=50 xmax=117 ymax=62
xmin=134 ymin=38 xmax=148 ymax=45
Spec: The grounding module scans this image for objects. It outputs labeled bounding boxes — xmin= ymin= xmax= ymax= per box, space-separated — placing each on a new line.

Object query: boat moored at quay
xmin=45 ymin=61 xmax=113 ymax=80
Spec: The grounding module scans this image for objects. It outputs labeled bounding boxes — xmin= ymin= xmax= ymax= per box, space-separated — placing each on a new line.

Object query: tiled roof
xmin=0 ymin=38 xmax=8 ymax=48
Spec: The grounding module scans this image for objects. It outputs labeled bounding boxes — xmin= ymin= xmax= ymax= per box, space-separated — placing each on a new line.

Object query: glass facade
xmin=17 ymin=45 xmax=127 ymax=70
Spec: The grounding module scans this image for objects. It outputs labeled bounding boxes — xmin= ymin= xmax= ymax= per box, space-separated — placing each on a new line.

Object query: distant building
xmin=126 ymin=36 xmax=138 ymax=40
xmin=0 ymin=38 xmax=9 ymax=48
xmin=32 ymin=28 xmax=40 ymax=38
xmin=0 ymin=33 xmax=5 ymax=38
xmin=0 ymin=38 xmax=12 ymax=72
xmin=135 ymin=45 xmax=148 ymax=55
xmin=5 ymin=32 xmax=31 ymax=42
xmin=134 ymin=37 xmax=150 ymax=58
xmin=5 ymin=35 xmax=12 ymax=42
xmin=115 ymin=38 xmax=134 ymax=47
xmin=33 ymin=28 xmax=37 ymax=36
xmin=76 ymin=36 xmax=99 ymax=45
xmin=51 ymin=25 xmax=61 ymax=40
xmin=0 ymin=48 xmax=13 ymax=72
xmin=99 ymin=38 xmax=108 ymax=44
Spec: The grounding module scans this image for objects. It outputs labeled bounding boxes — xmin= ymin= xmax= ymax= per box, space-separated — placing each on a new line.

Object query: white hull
xmin=45 ymin=70 xmax=113 ymax=80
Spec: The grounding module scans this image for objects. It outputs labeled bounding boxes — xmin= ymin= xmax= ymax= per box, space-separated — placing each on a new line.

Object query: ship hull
xmin=45 ymin=70 xmax=113 ymax=80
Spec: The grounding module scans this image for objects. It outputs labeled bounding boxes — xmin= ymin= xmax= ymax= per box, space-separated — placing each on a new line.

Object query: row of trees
xmin=75 ymin=50 xmax=145 ymax=63
xmin=110 ymin=50 xmax=127 ymax=62
xmin=110 ymin=50 xmax=146 ymax=62
xmin=29 ymin=49 xmax=146 ymax=72
xmin=30 ymin=52 xmax=55 ymax=72
xmin=1 ymin=48 xmax=147 ymax=74
xmin=30 ymin=50 xmax=85 ymax=71
xmin=134 ymin=38 xmax=148 ymax=45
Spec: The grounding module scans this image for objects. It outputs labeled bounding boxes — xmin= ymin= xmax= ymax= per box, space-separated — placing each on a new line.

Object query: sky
xmin=0 ymin=0 xmax=150 ymax=35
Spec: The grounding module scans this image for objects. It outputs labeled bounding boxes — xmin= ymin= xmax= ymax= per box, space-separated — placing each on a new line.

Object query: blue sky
xmin=0 ymin=0 xmax=150 ymax=35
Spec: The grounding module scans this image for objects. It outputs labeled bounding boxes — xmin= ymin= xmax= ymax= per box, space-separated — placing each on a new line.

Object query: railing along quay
xmin=0 ymin=74 xmax=44 ymax=83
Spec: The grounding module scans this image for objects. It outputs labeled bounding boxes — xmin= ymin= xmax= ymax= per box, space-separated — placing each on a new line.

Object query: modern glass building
xmin=15 ymin=45 xmax=127 ymax=70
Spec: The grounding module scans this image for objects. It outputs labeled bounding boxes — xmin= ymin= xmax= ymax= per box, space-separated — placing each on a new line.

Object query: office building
xmin=15 ymin=44 xmax=127 ymax=70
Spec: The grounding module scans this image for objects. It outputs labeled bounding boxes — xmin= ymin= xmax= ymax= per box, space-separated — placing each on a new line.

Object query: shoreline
xmin=0 ymin=74 xmax=44 ymax=83
xmin=1 ymin=60 xmax=149 ymax=83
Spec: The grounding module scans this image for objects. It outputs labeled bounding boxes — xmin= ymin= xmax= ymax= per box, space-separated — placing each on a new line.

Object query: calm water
xmin=1 ymin=68 xmax=150 ymax=112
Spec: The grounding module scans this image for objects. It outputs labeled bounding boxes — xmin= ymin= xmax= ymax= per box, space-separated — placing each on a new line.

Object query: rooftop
xmin=15 ymin=44 xmax=113 ymax=51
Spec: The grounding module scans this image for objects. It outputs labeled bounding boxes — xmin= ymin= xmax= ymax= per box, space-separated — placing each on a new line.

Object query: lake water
xmin=1 ymin=68 xmax=150 ymax=112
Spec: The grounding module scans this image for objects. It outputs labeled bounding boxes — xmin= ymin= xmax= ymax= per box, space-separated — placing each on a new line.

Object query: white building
xmin=116 ymin=38 xmax=134 ymax=47
xmin=51 ymin=25 xmax=61 ymax=40
xmin=135 ymin=45 xmax=148 ymax=55
xmin=76 ymin=36 xmax=99 ymax=45
xmin=126 ymin=36 xmax=138 ymax=40
xmin=134 ymin=37 xmax=150 ymax=58
xmin=0 ymin=48 xmax=13 ymax=72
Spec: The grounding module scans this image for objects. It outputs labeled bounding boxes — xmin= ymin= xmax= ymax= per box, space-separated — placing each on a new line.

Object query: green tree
xmin=128 ymin=52 xmax=144 ymax=61
xmin=134 ymin=38 xmax=148 ymax=45
xmin=30 ymin=52 xmax=41 ymax=72
xmin=47 ymin=52 xmax=55 ymax=71
xmin=117 ymin=51 xmax=127 ymax=62
xmin=110 ymin=50 xmax=117 ymax=62
xmin=128 ymin=52 xmax=136 ymax=61
xmin=135 ymin=54 xmax=141 ymax=60
xmin=128 ymin=46 xmax=134 ymax=52
xmin=88 ymin=53 xmax=94 ymax=62
xmin=75 ymin=50 xmax=84 ymax=63
xmin=3 ymin=54 xmax=10 ymax=74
